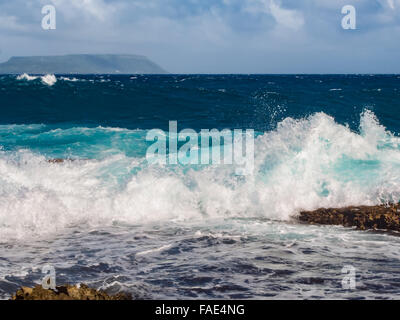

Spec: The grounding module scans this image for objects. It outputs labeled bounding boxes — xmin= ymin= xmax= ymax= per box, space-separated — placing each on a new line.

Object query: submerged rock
xmin=12 ymin=284 xmax=132 ymax=300
xmin=299 ymin=204 xmax=400 ymax=232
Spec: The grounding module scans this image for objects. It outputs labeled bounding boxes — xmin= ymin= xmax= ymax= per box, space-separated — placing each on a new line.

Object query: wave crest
xmin=16 ymin=73 xmax=57 ymax=86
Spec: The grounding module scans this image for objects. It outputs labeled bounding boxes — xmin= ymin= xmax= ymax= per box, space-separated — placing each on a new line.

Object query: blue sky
xmin=0 ymin=0 xmax=399 ymax=73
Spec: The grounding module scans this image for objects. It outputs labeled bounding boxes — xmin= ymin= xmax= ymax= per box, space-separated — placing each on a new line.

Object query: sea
xmin=0 ymin=74 xmax=400 ymax=299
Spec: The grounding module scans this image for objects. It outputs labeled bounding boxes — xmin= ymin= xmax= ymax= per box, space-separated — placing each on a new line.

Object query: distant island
xmin=0 ymin=54 xmax=167 ymax=74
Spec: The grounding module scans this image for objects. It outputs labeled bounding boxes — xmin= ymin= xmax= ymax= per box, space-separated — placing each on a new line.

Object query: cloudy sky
xmin=0 ymin=0 xmax=399 ymax=73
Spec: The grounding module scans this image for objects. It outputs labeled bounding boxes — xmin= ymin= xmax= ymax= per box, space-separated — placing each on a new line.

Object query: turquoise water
xmin=0 ymin=74 xmax=400 ymax=299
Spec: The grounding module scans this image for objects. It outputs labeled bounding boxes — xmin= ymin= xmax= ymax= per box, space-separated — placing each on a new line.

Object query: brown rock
xmin=299 ymin=204 xmax=400 ymax=232
xmin=11 ymin=284 xmax=132 ymax=300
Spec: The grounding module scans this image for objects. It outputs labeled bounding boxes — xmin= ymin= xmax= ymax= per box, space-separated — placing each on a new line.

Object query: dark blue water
xmin=1 ymin=74 xmax=399 ymax=132
xmin=1 ymin=74 xmax=400 ymax=300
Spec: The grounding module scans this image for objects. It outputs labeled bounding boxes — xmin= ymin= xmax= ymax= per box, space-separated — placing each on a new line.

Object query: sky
xmin=0 ymin=0 xmax=399 ymax=73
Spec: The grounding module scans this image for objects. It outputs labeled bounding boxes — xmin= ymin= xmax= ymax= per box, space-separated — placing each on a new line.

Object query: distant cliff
xmin=0 ymin=54 xmax=167 ymax=74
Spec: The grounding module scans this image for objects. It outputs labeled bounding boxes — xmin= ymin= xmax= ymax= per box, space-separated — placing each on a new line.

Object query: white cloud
xmin=45 ymin=0 xmax=117 ymax=21
xmin=0 ymin=15 xmax=26 ymax=31
xmin=268 ymin=0 xmax=304 ymax=30
xmin=244 ymin=0 xmax=304 ymax=30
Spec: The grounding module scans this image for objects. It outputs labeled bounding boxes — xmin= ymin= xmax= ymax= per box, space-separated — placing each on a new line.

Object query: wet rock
xmin=299 ymin=204 xmax=400 ymax=232
xmin=48 ymin=158 xmax=66 ymax=163
xmin=47 ymin=158 xmax=89 ymax=164
xmin=11 ymin=284 xmax=132 ymax=300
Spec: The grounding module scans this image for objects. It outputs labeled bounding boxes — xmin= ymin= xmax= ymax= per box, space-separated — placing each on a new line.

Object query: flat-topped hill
xmin=0 ymin=54 xmax=167 ymax=74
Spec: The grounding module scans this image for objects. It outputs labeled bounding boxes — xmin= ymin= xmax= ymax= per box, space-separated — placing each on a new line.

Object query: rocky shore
xmin=12 ymin=284 xmax=132 ymax=300
xmin=299 ymin=204 xmax=400 ymax=232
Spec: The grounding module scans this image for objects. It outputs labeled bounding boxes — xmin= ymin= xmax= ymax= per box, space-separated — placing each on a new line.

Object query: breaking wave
xmin=16 ymin=73 xmax=57 ymax=86
xmin=0 ymin=110 xmax=399 ymax=241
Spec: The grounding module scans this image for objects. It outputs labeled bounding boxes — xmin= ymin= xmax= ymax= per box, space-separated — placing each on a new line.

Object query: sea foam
xmin=16 ymin=73 xmax=38 ymax=81
xmin=40 ymin=74 xmax=57 ymax=86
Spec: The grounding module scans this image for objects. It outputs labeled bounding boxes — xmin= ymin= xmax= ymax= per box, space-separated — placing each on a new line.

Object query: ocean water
xmin=0 ymin=74 xmax=400 ymax=299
